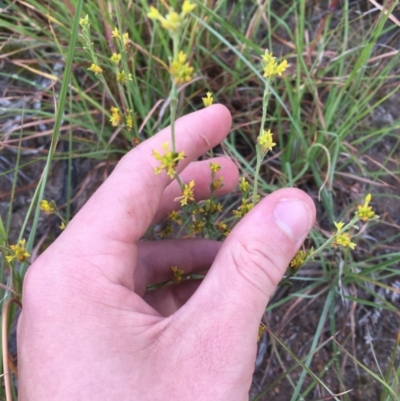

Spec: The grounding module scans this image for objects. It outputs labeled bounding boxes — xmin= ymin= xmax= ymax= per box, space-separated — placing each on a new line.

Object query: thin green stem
xmin=169 ymin=34 xmax=180 ymax=154
xmin=170 ymin=82 xmax=178 ymax=153
xmin=252 ymin=80 xmax=271 ymax=203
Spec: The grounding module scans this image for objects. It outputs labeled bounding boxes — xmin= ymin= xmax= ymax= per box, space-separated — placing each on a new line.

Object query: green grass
xmin=1 ymin=0 xmax=400 ymax=399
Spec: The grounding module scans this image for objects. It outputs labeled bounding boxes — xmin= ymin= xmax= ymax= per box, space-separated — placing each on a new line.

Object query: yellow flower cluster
xmin=202 ymin=92 xmax=214 ymax=107
xmin=79 ymin=15 xmax=89 ymax=27
xmin=290 ymin=249 xmax=313 ymax=270
xmin=171 ymin=266 xmax=185 ymax=283
xmin=170 ymin=51 xmax=194 ymax=85
xmin=333 ymin=222 xmax=356 ymax=250
xmin=112 ymin=27 xmax=120 ymax=38
xmin=216 ymin=221 xmax=230 ymax=237
xmin=110 ymin=107 xmax=122 ymax=127
xmin=258 ymin=129 xmax=276 ymax=154
xmin=168 ymin=210 xmax=183 ymax=225
xmin=147 ymin=1 xmax=196 ymax=34
xmin=356 ymin=193 xmax=376 ymax=221
xmin=209 ymin=162 xmax=223 ymax=190
xmin=126 ymin=112 xmax=134 ymax=130
xmin=199 ymin=199 xmax=222 ymax=215
xmin=157 ymin=224 xmax=173 ymax=238
xmin=112 ymin=28 xmax=129 ymax=46
xmin=239 ymin=177 xmax=251 ymax=193
xmin=180 ymin=180 xmax=195 ymax=206
xmin=210 ymin=162 xmax=221 ymax=173
xmin=6 ymin=239 xmax=30 ymax=263
xmin=117 ymin=71 xmax=132 ymax=83
xmin=190 ymin=218 xmax=205 ymax=234
xmin=211 ymin=177 xmax=224 ymax=190
xmin=110 ymin=53 xmax=121 ymax=65
xmin=262 ymin=50 xmax=289 ymax=79
xmin=88 ymin=63 xmax=102 ymax=75
xmin=233 ymin=199 xmax=255 ymax=218
xmin=153 ymin=142 xmax=185 ymax=179
xmin=40 ymin=199 xmax=56 ymax=215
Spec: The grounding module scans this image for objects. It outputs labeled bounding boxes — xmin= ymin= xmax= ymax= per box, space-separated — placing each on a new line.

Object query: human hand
xmin=18 ymin=105 xmax=315 ymax=401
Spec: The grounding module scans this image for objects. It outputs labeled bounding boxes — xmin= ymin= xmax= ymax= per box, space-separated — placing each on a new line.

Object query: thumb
xmin=185 ymin=188 xmax=315 ymax=336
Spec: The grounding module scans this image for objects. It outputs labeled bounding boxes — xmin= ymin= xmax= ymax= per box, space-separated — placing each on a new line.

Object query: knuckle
xmin=230 ymin=237 xmax=285 ymax=293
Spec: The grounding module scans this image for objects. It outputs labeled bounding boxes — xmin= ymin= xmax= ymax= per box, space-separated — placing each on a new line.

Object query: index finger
xmin=65 ymin=105 xmax=232 ymax=247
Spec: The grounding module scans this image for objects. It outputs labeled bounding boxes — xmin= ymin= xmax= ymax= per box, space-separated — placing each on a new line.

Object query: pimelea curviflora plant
xmin=79 ymin=14 xmax=138 ymax=139
xmin=36 ymin=3 xmax=379 ymax=297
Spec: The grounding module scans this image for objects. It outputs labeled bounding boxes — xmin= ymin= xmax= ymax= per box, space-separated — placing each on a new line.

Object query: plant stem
xmin=252 ymin=79 xmax=271 ymax=204
xmin=170 ymin=35 xmax=180 ymax=154
xmin=170 ymin=82 xmax=178 ymax=153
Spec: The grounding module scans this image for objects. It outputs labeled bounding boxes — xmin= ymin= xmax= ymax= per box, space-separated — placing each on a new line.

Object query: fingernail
xmin=273 ymin=199 xmax=312 ymax=241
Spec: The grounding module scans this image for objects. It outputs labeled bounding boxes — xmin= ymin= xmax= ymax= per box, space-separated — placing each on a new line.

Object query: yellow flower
xmin=333 ymin=222 xmax=356 ymax=250
xmin=275 ymin=59 xmax=289 ymax=75
xmin=79 ymin=15 xmax=89 ymax=26
xmin=168 ymin=210 xmax=183 ymax=225
xmin=123 ymin=33 xmax=129 ymax=46
xmin=148 ymin=6 xmax=182 ymax=33
xmin=200 ymin=199 xmax=222 ymax=215
xmin=202 ymin=91 xmax=213 ymax=107
xmin=182 ymin=0 xmax=196 ymax=15
xmin=88 ymin=63 xmax=102 ymax=75
xmin=262 ymin=51 xmax=274 ymax=64
xmin=190 ymin=218 xmax=205 ymax=234
xmin=210 ymin=162 xmax=221 ymax=173
xmin=126 ymin=112 xmax=134 ymax=130
xmin=290 ymin=249 xmax=313 ymax=270
xmin=170 ymin=51 xmax=194 ymax=85
xmin=180 ymin=180 xmax=195 ymax=206
xmin=216 ymin=221 xmax=230 ymax=236
xmin=112 ymin=27 xmax=121 ymax=38
xmin=148 ymin=1 xmax=194 ymax=31
xmin=40 ymin=199 xmax=56 ymax=215
xmin=59 ymin=222 xmax=67 ymax=230
xmin=262 ymin=49 xmax=289 ymax=79
xmin=356 ymin=193 xmax=377 ymax=221
xmin=5 ymin=239 xmax=30 ymax=263
xmin=147 ymin=6 xmax=162 ymax=21
xmin=334 ymin=233 xmax=356 ymax=250
xmin=110 ymin=53 xmax=121 ymax=64
xmin=233 ymin=199 xmax=255 ymax=218
xmin=153 ymin=142 xmax=185 ymax=179
xmin=211 ymin=176 xmax=224 ymax=190
xmin=239 ymin=177 xmax=251 ymax=193
xmin=334 ymin=221 xmax=345 ymax=231
xmin=258 ymin=129 xmax=276 ymax=154
xmin=171 ymin=266 xmax=184 ymax=283
xmin=110 ymin=107 xmax=122 ymax=127
xmin=116 ymin=71 xmax=132 ymax=83
xmin=162 ymin=10 xmax=182 ymax=32
xmin=157 ymin=224 xmax=173 ymax=238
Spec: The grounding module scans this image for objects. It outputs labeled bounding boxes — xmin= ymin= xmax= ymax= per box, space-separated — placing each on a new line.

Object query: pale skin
xmin=18 ymin=105 xmax=316 ymax=400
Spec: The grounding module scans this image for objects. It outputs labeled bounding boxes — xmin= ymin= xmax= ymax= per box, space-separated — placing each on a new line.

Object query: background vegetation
xmin=0 ymin=0 xmax=399 ymax=399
